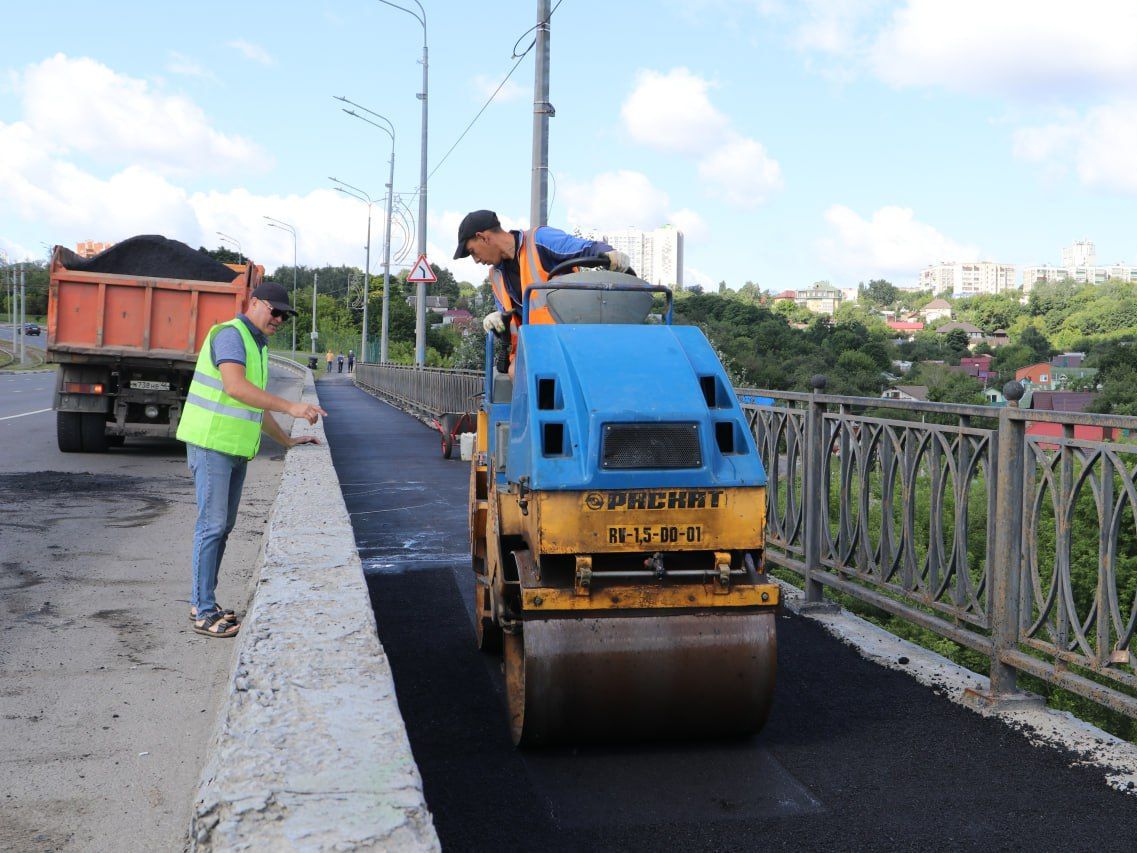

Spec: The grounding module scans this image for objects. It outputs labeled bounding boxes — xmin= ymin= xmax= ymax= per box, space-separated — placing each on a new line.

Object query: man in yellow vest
xmin=176 ymin=281 xmax=328 ymax=637
xmin=452 ymin=210 xmax=629 ymax=376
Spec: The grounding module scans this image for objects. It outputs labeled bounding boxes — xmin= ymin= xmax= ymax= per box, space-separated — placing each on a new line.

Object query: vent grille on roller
xmin=601 ymin=423 xmax=702 ymax=469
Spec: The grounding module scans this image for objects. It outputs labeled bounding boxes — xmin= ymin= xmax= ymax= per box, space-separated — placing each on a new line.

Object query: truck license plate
xmin=130 ymin=380 xmax=170 ymax=391
xmin=608 ymin=525 xmax=703 ymax=545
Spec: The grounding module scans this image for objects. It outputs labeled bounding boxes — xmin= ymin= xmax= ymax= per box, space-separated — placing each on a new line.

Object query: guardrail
xmin=354 ymin=362 xmax=481 ymax=421
xmin=354 ymin=365 xmax=1137 ymax=718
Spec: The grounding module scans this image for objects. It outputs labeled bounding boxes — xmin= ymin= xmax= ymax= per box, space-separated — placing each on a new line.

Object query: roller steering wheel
xmin=546 ymin=255 xmax=626 ymax=279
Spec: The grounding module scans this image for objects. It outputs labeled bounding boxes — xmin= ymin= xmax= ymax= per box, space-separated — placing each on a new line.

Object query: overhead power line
xmin=428 ymin=0 xmax=564 ymax=180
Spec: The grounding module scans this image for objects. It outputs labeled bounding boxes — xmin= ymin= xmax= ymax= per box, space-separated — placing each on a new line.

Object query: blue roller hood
xmin=506 ymin=324 xmax=767 ymax=491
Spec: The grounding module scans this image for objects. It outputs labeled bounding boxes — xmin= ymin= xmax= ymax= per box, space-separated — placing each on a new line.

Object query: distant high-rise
xmin=919 ymin=261 xmax=1017 ymax=297
xmin=1022 ymin=239 xmax=1137 ymax=291
xmin=1061 ymin=240 xmax=1096 ymax=268
xmin=580 ymin=225 xmax=684 ymax=289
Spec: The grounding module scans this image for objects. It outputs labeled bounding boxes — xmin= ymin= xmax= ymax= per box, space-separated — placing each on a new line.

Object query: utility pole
xmin=415 ymin=15 xmax=429 ymax=367
xmin=530 ymin=0 xmax=553 ymax=228
xmin=311 ymin=271 xmax=319 ymax=355
xmin=19 ymin=265 xmax=26 ymax=366
xmin=382 ymin=154 xmax=395 ymax=363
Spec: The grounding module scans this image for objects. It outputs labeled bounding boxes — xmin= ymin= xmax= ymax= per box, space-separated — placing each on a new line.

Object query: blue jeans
xmin=187 ymin=443 xmax=248 ymax=616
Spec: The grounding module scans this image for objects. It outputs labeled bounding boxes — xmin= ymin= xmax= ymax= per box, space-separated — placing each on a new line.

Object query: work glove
xmin=606 ymin=250 xmax=631 ymax=273
xmin=482 ymin=310 xmax=506 ymax=334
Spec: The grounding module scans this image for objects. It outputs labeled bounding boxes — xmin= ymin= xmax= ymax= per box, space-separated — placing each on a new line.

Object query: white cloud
xmin=621 ymin=67 xmax=782 ymax=208
xmin=683 ymin=265 xmax=714 ymax=290
xmin=792 ymin=0 xmax=887 ymax=56
xmin=472 ymin=74 xmax=524 ymax=103
xmin=819 ymin=204 xmax=979 ymax=283
xmin=16 ymin=54 xmax=265 ymax=176
xmin=870 ymin=0 xmax=1137 ymax=98
xmin=166 ymin=52 xmax=217 ymax=82
xmin=621 ymin=67 xmax=731 ymax=155
xmin=226 ymin=40 xmax=275 ymax=66
xmin=668 ymin=208 xmax=708 ymax=243
xmin=562 ymin=170 xmax=672 ymax=232
xmin=1015 ymin=101 xmax=1137 ymax=193
xmin=697 ymin=134 xmax=782 ymax=207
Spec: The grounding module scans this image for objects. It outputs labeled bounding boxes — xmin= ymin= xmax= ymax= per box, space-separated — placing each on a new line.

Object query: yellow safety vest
xmin=175 ymin=318 xmax=268 ymax=459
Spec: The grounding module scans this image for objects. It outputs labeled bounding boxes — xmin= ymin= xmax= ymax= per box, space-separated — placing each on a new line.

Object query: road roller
xmin=469 ymin=259 xmax=778 ymax=746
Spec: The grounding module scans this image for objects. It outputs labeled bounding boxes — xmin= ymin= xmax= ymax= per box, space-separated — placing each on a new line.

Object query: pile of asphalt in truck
xmin=54 ymin=235 xmax=237 ymax=282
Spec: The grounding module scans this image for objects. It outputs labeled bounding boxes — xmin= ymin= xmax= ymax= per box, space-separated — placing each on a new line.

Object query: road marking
xmin=0 ymin=408 xmax=51 ymax=421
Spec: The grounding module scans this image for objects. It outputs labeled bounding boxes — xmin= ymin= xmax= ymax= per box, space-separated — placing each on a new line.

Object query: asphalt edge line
xmin=777 ymin=579 xmax=1137 ymax=797
xmin=189 ymin=365 xmax=441 ymax=850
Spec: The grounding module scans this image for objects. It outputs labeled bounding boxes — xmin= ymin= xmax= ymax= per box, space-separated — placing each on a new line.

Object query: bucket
xmin=459 ymin=431 xmax=476 ymax=461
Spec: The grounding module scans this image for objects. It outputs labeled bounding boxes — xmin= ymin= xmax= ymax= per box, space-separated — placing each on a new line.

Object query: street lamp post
xmin=216 ymin=231 xmax=243 ymax=263
xmin=263 ymin=217 xmax=298 ymax=357
xmin=377 ymin=0 xmax=427 ymax=366
xmin=335 ymin=97 xmax=396 ymax=363
xmin=329 ymin=177 xmax=375 ymax=363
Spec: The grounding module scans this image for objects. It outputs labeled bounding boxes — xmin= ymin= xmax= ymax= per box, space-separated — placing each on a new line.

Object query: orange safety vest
xmin=489 ymin=229 xmax=558 ymax=360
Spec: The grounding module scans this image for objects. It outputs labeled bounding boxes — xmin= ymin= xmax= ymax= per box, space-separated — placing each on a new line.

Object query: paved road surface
xmin=0 ymin=365 xmax=302 ymax=852
xmin=322 ymin=376 xmax=1137 ymax=853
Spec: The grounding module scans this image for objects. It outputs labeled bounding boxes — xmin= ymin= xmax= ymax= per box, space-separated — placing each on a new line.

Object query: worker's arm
xmin=533 ymin=227 xmax=619 ymax=269
xmin=260 ymin=410 xmax=319 ymax=448
xmin=219 ymin=361 xmax=327 ymax=425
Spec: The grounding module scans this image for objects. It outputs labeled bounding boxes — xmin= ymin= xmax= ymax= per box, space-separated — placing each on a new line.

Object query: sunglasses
xmin=269 ymin=308 xmax=289 ymax=319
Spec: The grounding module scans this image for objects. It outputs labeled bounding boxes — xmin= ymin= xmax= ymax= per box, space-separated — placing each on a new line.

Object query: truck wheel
xmin=57 ymin=412 xmax=84 ymax=453
xmin=81 ymin=413 xmax=109 ymax=453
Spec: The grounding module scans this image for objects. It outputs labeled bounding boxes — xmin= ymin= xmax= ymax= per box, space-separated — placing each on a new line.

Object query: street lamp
xmin=216 ymin=231 xmax=243 ymax=263
xmin=377 ymin=0 xmax=427 ymax=366
xmin=329 ymin=177 xmax=375 ymax=364
xmin=263 ymin=216 xmax=298 ymax=357
xmin=335 ymin=96 xmax=396 ymax=364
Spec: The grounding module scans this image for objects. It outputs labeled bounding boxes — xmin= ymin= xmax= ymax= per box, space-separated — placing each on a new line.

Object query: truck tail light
xmin=64 ymin=382 xmax=104 ymax=394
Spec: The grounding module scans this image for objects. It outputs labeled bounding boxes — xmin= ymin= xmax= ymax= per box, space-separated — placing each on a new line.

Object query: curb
xmin=190 ymin=365 xmax=440 ymax=850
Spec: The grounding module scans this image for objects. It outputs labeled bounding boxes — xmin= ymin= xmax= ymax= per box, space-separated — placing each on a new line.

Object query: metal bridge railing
xmin=353 ymin=365 xmax=1137 ymax=718
xmin=740 ymin=378 xmax=1137 ymax=719
xmin=354 ymin=362 xmax=481 ymax=421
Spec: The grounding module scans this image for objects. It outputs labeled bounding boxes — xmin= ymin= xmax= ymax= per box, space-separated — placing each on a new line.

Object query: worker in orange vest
xmin=453 ymin=210 xmax=628 ymax=376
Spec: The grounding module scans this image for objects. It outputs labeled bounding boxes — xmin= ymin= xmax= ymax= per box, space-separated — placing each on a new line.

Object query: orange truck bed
xmin=48 ymin=257 xmax=261 ymax=364
xmin=47 ymin=241 xmax=266 ymax=452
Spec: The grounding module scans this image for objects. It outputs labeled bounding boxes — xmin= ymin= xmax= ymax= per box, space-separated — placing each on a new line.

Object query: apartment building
xmin=1023 ymin=240 xmax=1137 ymax=291
xmin=919 ymin=261 xmax=1017 ymax=297
xmin=581 ymin=225 xmax=684 ymax=289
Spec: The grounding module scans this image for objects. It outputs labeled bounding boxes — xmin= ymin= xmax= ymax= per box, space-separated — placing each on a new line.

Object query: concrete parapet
xmin=190 ymin=365 xmax=439 ymax=850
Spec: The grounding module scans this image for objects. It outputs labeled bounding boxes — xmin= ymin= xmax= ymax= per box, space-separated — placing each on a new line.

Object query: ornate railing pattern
xmin=354 ymin=366 xmax=1137 ymax=718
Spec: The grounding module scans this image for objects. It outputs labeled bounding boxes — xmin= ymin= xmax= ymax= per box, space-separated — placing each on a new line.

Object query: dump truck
xmin=469 ymin=258 xmax=779 ymax=746
xmin=48 ymin=235 xmax=262 ymax=452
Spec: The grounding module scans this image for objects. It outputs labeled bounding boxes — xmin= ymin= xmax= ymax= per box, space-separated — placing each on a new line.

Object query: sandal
xmin=193 ymin=610 xmax=240 ymax=638
xmin=190 ymin=605 xmax=237 ymax=623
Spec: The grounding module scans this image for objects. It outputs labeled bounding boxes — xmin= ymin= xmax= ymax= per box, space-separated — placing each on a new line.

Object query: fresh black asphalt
xmin=319 ymin=374 xmax=1137 ymax=852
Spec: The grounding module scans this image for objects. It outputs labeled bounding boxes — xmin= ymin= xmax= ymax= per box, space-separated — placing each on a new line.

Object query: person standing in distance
xmin=176 ymin=281 xmax=328 ymax=638
xmin=453 ymin=210 xmax=629 ymax=376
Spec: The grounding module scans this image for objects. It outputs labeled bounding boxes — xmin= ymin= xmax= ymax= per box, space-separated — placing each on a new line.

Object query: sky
xmin=3 ymin=0 xmax=1137 ymax=293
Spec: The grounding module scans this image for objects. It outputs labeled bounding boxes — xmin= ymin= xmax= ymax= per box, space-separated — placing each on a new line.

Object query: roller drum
xmin=505 ymin=611 xmax=777 ymax=746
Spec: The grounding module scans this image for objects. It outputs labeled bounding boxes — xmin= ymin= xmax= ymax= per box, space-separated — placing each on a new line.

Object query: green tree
xmin=944 ymin=328 xmax=971 ymax=359
xmin=862 ymin=278 xmax=898 ymax=308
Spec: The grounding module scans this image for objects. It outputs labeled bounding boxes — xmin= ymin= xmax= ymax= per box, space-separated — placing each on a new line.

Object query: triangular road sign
xmin=407 ymin=254 xmax=437 ymax=283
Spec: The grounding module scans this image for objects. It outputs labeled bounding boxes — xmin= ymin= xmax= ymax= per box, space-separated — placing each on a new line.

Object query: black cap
xmin=453 ymin=209 xmax=500 ymax=259
xmin=251 ymin=281 xmax=297 ymax=316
